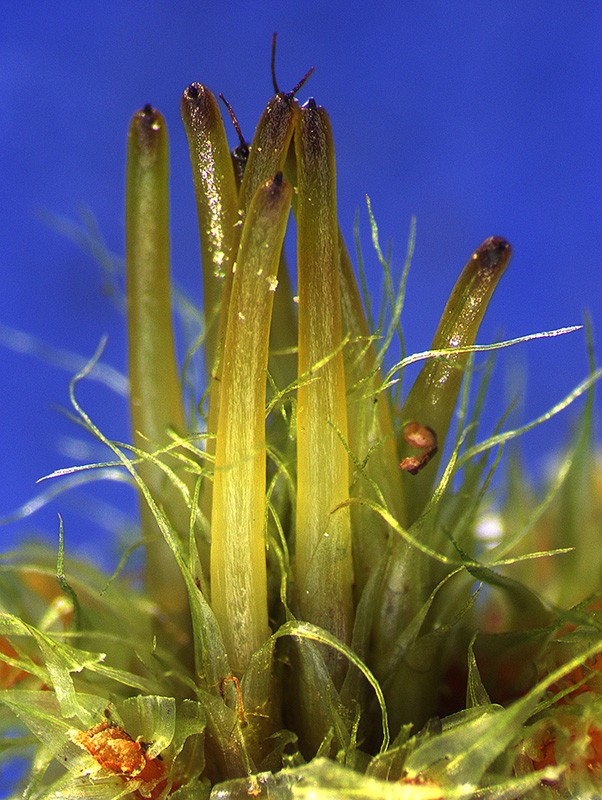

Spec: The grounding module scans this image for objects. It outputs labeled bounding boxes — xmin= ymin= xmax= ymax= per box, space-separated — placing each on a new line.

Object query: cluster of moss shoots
xmin=1 ymin=51 xmax=601 ymax=799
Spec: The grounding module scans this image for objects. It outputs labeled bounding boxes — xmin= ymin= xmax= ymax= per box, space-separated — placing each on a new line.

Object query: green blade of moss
xmin=294 ymin=100 xmax=353 ymax=664
xmin=210 ymin=173 xmax=292 ymax=675
xmin=399 ymin=236 xmax=512 ymax=524
xmin=125 ymin=105 xmax=191 ymax=625
xmin=180 ymin=84 xmax=240 ymax=381
xmin=274 ymin=620 xmax=390 ymax=758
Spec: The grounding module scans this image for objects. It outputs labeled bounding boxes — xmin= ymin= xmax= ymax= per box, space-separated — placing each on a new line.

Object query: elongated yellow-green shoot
xmin=239 ymin=90 xmax=299 ymax=395
xmin=194 ymin=88 xmax=300 ymax=551
xmin=239 ymin=92 xmax=299 ymax=213
xmin=210 ymin=173 xmax=292 ymax=675
xmin=294 ymin=100 xmax=353 ymax=655
xmin=399 ymin=236 xmax=511 ymax=523
xmin=370 ymin=237 xmax=511 ymax=728
xmin=126 ymin=105 xmax=191 ymax=625
xmin=181 ymin=84 xmax=241 ymax=574
xmin=181 ymin=84 xmax=241 ymax=382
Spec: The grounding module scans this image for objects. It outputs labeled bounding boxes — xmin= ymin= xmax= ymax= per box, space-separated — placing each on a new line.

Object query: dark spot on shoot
xmin=273 ymin=171 xmax=284 ymax=186
xmin=185 ymin=83 xmax=200 ymax=100
xmin=142 ymin=104 xmax=153 ymax=117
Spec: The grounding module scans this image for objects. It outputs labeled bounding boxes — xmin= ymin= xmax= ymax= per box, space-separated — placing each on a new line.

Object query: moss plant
xmin=1 ymin=50 xmax=601 ymax=799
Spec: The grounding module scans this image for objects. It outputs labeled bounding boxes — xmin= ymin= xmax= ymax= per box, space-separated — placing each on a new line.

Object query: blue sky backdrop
xmin=1 ymin=1 xmax=600 ymax=576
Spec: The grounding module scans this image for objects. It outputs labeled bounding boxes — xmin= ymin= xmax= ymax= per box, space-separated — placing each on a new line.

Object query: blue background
xmin=1 ymin=4 xmax=600 ymax=578
xmin=0 ymin=1 xmax=601 ymax=794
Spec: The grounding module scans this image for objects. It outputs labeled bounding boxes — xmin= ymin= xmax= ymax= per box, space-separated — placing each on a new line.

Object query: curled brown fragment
xmin=399 ymin=421 xmax=438 ymax=475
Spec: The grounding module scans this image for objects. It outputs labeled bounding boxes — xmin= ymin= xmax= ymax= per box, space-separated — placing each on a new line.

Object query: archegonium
xmin=1 ymin=41 xmax=601 ymax=799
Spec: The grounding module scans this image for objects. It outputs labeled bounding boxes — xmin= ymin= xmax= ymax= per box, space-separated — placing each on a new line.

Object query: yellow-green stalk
xmin=181 ymin=84 xmax=241 ymax=574
xmin=180 ymin=84 xmax=240 ymax=382
xmin=239 ymin=92 xmax=298 ymax=212
xmin=125 ymin=105 xmax=192 ymax=629
xmin=210 ymin=173 xmax=291 ymax=675
xmin=370 ymin=236 xmax=512 ymax=731
xmin=239 ymin=90 xmax=299 ymax=395
xmin=294 ymin=100 xmax=353 ymax=655
xmin=399 ymin=236 xmax=512 ymax=524
xmin=187 ymin=86 xmax=300 ymax=565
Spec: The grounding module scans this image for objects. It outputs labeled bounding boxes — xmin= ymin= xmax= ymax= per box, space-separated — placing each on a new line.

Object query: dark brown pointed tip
xmin=266 ymin=171 xmax=285 ymax=197
xmin=182 ymin=83 xmax=211 ymax=108
xmin=129 ymin=105 xmax=164 ymax=156
xmin=184 ymin=82 xmax=206 ymax=98
xmin=181 ymin=83 xmax=218 ymax=127
xmin=473 ymin=236 xmax=512 ymax=271
xmin=305 ymin=97 xmax=317 ymax=110
xmin=133 ymin=104 xmax=162 ymax=132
